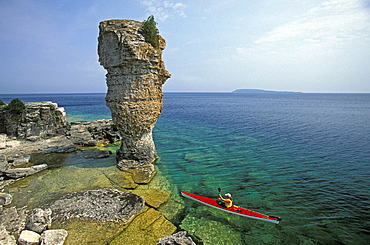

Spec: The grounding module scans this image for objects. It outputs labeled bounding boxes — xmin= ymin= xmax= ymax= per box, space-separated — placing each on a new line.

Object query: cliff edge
xmin=98 ymin=19 xmax=171 ymax=183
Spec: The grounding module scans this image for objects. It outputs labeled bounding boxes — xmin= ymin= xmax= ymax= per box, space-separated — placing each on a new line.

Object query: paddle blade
xmin=218 ymin=188 xmax=221 ymax=193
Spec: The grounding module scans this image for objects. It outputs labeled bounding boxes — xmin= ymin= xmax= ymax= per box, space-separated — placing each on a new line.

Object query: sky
xmin=1 ymin=0 xmax=370 ymax=93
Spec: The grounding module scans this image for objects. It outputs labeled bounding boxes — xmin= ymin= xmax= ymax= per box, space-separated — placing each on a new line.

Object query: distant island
xmin=232 ymin=89 xmax=302 ymax=94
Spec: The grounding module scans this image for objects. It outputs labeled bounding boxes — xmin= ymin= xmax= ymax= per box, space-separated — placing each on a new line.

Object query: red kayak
xmin=181 ymin=191 xmax=281 ymax=224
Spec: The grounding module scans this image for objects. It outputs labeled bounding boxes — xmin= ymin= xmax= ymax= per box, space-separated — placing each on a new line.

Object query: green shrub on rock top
xmin=4 ymin=98 xmax=26 ymax=115
xmin=141 ymin=15 xmax=159 ymax=49
xmin=0 ymin=99 xmax=5 ymax=106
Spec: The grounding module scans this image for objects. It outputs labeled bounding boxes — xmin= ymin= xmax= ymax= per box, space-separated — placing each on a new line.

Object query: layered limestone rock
xmin=98 ymin=19 xmax=171 ymax=182
xmin=0 ymin=102 xmax=69 ymax=141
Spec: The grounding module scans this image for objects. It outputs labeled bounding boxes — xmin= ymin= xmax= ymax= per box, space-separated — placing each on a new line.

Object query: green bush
xmin=141 ymin=15 xmax=159 ymax=49
xmin=0 ymin=99 xmax=5 ymax=106
xmin=4 ymin=98 xmax=26 ymax=114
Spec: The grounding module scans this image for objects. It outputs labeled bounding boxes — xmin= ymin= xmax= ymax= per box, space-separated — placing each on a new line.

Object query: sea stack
xmin=98 ymin=19 xmax=171 ymax=183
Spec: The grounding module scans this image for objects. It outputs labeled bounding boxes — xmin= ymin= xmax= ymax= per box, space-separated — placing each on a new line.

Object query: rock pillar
xmin=98 ymin=19 xmax=170 ymax=183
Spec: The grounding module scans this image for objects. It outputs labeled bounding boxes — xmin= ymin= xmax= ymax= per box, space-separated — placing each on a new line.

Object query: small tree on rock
xmin=4 ymin=98 xmax=25 ymax=115
xmin=141 ymin=15 xmax=159 ymax=49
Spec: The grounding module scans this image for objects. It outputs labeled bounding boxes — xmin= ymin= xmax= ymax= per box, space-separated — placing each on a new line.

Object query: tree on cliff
xmin=141 ymin=15 xmax=159 ymax=49
xmin=3 ymin=98 xmax=25 ymax=116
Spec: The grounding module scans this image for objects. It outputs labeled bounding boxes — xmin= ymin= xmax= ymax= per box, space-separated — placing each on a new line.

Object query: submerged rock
xmin=41 ymin=188 xmax=145 ymax=222
xmin=110 ymin=207 xmax=176 ymax=245
xmin=157 ymin=231 xmax=196 ymax=245
xmin=98 ymin=19 xmax=171 ymax=182
xmin=179 ymin=206 xmax=243 ymax=244
xmin=82 ymin=150 xmax=112 ymax=159
xmin=131 ymin=189 xmax=170 ymax=209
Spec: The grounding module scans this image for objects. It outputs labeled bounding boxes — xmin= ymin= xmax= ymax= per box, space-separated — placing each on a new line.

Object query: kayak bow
xmin=181 ymin=191 xmax=281 ymax=224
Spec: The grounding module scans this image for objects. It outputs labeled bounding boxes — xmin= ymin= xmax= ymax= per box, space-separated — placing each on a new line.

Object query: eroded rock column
xmin=98 ymin=19 xmax=170 ymax=183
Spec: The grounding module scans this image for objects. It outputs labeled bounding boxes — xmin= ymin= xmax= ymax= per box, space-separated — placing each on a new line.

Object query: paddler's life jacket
xmin=224 ymin=198 xmax=233 ymax=208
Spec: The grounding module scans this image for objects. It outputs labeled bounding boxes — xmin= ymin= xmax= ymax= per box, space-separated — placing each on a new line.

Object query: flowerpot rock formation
xmin=98 ymin=19 xmax=171 ymax=183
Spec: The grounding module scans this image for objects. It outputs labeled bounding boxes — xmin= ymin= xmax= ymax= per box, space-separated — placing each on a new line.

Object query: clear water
xmin=1 ymin=93 xmax=369 ymax=244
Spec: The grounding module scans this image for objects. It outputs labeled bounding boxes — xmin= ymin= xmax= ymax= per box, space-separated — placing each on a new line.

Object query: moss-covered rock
xmin=180 ymin=206 xmax=243 ymax=244
xmin=131 ymin=189 xmax=170 ymax=208
xmin=110 ymin=207 xmax=176 ymax=245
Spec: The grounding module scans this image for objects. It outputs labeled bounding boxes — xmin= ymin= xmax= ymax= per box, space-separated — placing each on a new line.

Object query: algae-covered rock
xmin=131 ymin=189 xmax=170 ymax=208
xmin=125 ymin=164 xmax=156 ymax=184
xmin=157 ymin=231 xmax=196 ymax=245
xmin=180 ymin=206 xmax=243 ymax=244
xmin=133 ymin=166 xmax=186 ymax=223
xmin=110 ymin=207 xmax=176 ymax=245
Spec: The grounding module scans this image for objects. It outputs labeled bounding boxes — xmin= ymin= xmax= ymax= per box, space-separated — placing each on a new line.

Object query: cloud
xmin=139 ymin=0 xmax=186 ymax=21
xmin=247 ymin=0 xmax=370 ymax=55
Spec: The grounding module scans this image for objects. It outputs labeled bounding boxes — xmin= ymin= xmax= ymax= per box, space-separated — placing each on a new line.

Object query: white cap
xmin=225 ymin=193 xmax=231 ymax=197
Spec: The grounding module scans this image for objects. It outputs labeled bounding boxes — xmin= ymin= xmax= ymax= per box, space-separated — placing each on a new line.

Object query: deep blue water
xmin=1 ymin=93 xmax=369 ymax=244
xmin=0 ymin=93 xmax=111 ymax=121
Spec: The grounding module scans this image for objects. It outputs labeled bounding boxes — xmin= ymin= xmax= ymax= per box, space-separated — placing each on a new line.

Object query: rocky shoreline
xmin=0 ymin=101 xmax=195 ymax=245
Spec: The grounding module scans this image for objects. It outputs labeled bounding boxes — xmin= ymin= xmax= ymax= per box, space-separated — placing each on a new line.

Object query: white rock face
xmin=98 ymin=19 xmax=171 ymax=182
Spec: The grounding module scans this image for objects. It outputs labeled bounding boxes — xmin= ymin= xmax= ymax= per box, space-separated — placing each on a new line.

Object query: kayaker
xmin=218 ymin=193 xmax=233 ymax=208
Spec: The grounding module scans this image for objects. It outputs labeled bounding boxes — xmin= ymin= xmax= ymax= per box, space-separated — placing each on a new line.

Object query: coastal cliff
xmin=98 ymin=19 xmax=171 ymax=183
xmin=0 ymin=101 xmax=69 ymax=141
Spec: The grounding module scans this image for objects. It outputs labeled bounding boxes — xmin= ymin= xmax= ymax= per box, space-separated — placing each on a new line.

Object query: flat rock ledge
xmin=41 ymin=188 xmax=145 ymax=223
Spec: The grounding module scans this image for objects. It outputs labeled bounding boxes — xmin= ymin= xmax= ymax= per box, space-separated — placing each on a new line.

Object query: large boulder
xmin=41 ymin=188 xmax=145 ymax=222
xmin=157 ymin=231 xmax=196 ymax=245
